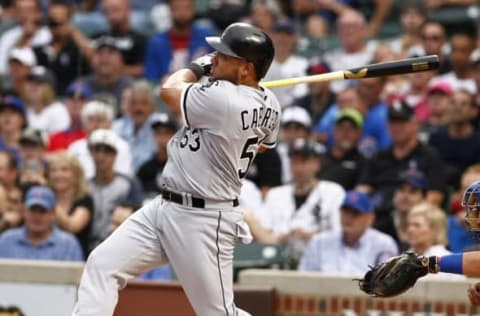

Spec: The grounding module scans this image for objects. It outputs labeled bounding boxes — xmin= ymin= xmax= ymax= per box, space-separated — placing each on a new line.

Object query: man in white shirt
xmin=324 ymin=10 xmax=376 ymax=94
xmin=298 ymin=189 xmax=398 ymax=275
xmin=258 ymin=138 xmax=345 ymax=263
xmin=68 ymin=101 xmax=133 ymax=179
xmin=0 ymin=0 xmax=51 ymax=75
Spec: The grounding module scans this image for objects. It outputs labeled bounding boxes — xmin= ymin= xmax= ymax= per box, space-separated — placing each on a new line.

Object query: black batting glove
xmin=186 ymin=53 xmax=215 ymax=80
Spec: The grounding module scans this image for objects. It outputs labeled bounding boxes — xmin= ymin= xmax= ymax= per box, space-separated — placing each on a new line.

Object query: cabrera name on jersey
xmin=161 ymin=80 xmax=281 ymax=201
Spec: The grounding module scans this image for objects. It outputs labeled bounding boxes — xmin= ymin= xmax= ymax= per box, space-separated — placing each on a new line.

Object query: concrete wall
xmin=238 ymin=269 xmax=480 ymax=316
xmin=1 ymin=260 xmax=480 ymax=316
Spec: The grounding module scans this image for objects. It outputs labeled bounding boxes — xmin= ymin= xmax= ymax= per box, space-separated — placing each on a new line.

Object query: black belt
xmin=161 ymin=189 xmax=239 ymax=208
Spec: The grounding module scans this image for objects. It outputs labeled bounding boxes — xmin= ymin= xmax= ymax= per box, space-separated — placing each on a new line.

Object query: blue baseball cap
xmin=272 ymin=19 xmax=295 ymax=34
xmin=25 ymin=185 xmax=56 ymax=211
xmin=0 ymin=95 xmax=25 ymax=117
xmin=341 ymin=190 xmax=372 ymax=214
xmin=65 ymin=81 xmax=93 ymax=100
xmin=399 ymin=168 xmax=427 ymax=190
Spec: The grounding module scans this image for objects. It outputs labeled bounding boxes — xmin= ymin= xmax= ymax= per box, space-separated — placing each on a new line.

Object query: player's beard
xmin=210 ymin=68 xmax=239 ymax=85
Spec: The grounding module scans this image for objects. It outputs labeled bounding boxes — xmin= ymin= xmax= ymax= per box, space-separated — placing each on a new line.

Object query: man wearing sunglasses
xmin=33 ymin=0 xmax=93 ymax=95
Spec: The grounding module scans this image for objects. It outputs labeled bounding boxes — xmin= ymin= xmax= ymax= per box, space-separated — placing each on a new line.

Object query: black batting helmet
xmin=206 ymin=23 xmax=275 ymax=80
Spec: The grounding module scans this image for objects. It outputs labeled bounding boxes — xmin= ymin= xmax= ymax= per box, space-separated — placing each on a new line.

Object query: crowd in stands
xmin=0 ymin=0 xmax=479 ymax=281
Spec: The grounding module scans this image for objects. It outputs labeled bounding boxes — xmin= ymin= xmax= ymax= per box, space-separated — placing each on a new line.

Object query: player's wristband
xmin=185 ymin=63 xmax=204 ymax=80
xmin=438 ymin=253 xmax=463 ymax=275
xmin=427 ymin=256 xmax=439 ymax=273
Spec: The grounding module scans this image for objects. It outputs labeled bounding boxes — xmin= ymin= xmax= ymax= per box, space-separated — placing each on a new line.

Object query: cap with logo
xmin=336 ymin=108 xmax=363 ymax=129
xmin=281 ymin=106 xmax=312 ymax=129
xmin=9 ymin=47 xmax=36 ymax=67
xmin=27 ymin=65 xmax=56 ymax=87
xmin=341 ymin=190 xmax=372 ymax=214
xmin=288 ymin=138 xmax=325 ymax=158
xmin=88 ymin=129 xmax=120 ymax=153
xmin=398 ymin=168 xmax=427 ymax=190
xmin=306 ymin=57 xmax=331 ymax=75
xmin=150 ymin=112 xmax=178 ymax=131
xmin=20 ymin=128 xmax=48 ymax=147
xmin=427 ymin=80 xmax=453 ymax=96
xmin=65 ymin=81 xmax=93 ymax=100
xmin=272 ymin=19 xmax=295 ymax=34
xmin=94 ymin=35 xmax=122 ymax=52
xmin=25 ymin=185 xmax=56 ymax=211
xmin=0 ymin=95 xmax=26 ymax=117
xmin=388 ymin=99 xmax=414 ymax=121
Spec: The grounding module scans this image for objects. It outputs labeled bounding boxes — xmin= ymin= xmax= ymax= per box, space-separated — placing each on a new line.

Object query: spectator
xmin=0 ymin=150 xmax=20 ymax=194
xmin=18 ymin=128 xmax=48 ymax=187
xmin=429 ymin=89 xmax=480 ymax=188
xmin=136 ymin=112 xmax=178 ymax=195
xmin=33 ymin=0 xmax=93 ymax=96
xmin=112 ymin=80 xmax=157 ymax=171
xmin=298 ymin=190 xmax=398 ymax=275
xmin=324 ymin=10 xmax=376 ymax=94
xmin=87 ymin=129 xmax=143 ymax=251
xmin=355 ymin=76 xmax=392 ymax=156
xmin=263 ymin=19 xmax=308 ymax=108
xmin=47 ymin=82 xmax=93 ymax=152
xmin=412 ymin=21 xmax=451 ymax=74
xmin=357 ymin=100 xmax=447 ymax=235
xmin=248 ymin=0 xmax=283 ymax=33
xmin=314 ymin=85 xmax=361 ymax=146
xmin=4 ymin=47 xmax=36 ymax=97
xmin=294 ymin=58 xmax=335 ymax=123
xmin=0 ymin=185 xmax=83 ymax=261
xmin=18 ymin=128 xmax=48 ymax=163
xmin=447 ymin=164 xmax=478 ymax=252
xmin=388 ymin=2 xmax=427 ymax=58
xmin=387 ymin=168 xmax=427 ymax=251
xmin=422 ymin=80 xmax=453 ymax=139
xmin=76 ymin=35 xmax=134 ymax=116
xmin=68 ymin=100 xmax=133 ymax=179
xmin=473 ymin=49 xmax=480 ymax=108
xmin=276 ymin=105 xmax=312 ymax=184
xmin=93 ymin=0 xmax=147 ymax=78
xmin=143 ymin=0 xmax=215 ymax=82
xmin=257 ymin=139 xmax=345 ymax=264
xmin=406 ymin=202 xmax=464 ymax=280
xmin=0 ymin=185 xmax=15 ymax=234
xmin=24 ymin=66 xmax=71 ymax=134
xmin=208 ymin=0 xmax=250 ymax=31
xmin=433 ymin=31 xmax=477 ymax=95
xmin=0 ymin=0 xmax=51 ymax=75
xmin=319 ymin=108 xmax=367 ymax=190
xmin=393 ymin=67 xmax=437 ymax=125
xmin=0 ymin=95 xmax=26 ymax=160
xmin=47 ymin=151 xmax=94 ymax=258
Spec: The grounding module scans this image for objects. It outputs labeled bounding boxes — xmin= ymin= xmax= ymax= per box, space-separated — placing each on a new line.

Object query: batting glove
xmin=187 ymin=53 xmax=215 ymax=80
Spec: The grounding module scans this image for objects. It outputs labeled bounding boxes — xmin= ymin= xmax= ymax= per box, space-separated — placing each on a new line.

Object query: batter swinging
xmin=71 ymin=22 xmax=280 ymax=316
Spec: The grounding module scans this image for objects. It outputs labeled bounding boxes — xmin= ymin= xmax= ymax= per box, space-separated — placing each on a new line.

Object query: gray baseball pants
xmin=71 ymin=196 xmax=252 ymax=316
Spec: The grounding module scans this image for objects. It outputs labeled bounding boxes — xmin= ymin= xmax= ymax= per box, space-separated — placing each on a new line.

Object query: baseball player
xmin=71 ymin=23 xmax=279 ymax=316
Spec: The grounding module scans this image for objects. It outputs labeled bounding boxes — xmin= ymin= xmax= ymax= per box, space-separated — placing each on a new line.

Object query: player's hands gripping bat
xmin=187 ymin=53 xmax=216 ymax=79
xmin=357 ymin=252 xmax=439 ymax=297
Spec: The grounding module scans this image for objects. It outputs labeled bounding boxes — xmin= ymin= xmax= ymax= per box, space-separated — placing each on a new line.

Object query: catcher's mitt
xmin=357 ymin=252 xmax=435 ymax=297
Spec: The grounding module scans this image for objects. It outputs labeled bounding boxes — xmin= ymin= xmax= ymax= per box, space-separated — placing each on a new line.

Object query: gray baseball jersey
xmin=72 ymin=80 xmax=281 ymax=316
xmin=161 ymin=79 xmax=281 ymax=201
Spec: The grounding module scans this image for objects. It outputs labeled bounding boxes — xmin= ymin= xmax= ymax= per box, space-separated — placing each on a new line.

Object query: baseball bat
xmin=261 ymin=55 xmax=439 ymax=88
